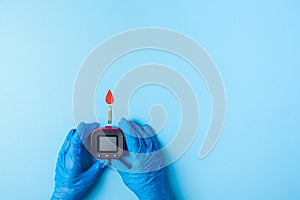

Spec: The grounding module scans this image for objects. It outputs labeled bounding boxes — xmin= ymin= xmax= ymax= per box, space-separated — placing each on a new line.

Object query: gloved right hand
xmin=111 ymin=118 xmax=169 ymax=200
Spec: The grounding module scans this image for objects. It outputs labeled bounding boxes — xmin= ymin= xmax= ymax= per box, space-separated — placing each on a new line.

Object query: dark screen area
xmin=98 ymin=135 xmax=118 ymax=152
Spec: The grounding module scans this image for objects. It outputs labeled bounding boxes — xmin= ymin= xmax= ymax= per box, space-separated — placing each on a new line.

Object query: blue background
xmin=1 ymin=1 xmax=300 ymax=199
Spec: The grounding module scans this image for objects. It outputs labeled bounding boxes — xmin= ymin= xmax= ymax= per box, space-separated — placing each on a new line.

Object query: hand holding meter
xmin=51 ymin=122 xmax=109 ymax=200
xmin=89 ymin=90 xmax=125 ymax=160
xmin=111 ymin=118 xmax=169 ymax=200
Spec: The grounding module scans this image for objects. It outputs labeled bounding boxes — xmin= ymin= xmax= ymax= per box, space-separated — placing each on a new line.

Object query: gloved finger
xmin=119 ymin=118 xmax=136 ymax=137
xmin=77 ymin=122 xmax=100 ymax=144
xmin=55 ymin=129 xmax=77 ymax=174
xmin=83 ymin=160 xmax=110 ymax=182
xmin=129 ymin=120 xmax=145 ymax=139
xmin=59 ymin=129 xmax=76 ymax=157
xmin=119 ymin=118 xmax=139 ymax=153
xmin=129 ymin=121 xmax=151 ymax=153
xmin=77 ymin=160 xmax=110 ymax=192
xmin=142 ymin=125 xmax=156 ymax=137
xmin=143 ymin=125 xmax=160 ymax=151
xmin=98 ymin=159 xmax=111 ymax=169
xmin=64 ymin=131 xmax=83 ymax=170
xmin=111 ymin=155 xmax=133 ymax=171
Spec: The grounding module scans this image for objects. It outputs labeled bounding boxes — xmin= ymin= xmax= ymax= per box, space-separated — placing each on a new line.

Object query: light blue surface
xmin=1 ymin=1 xmax=300 ymax=199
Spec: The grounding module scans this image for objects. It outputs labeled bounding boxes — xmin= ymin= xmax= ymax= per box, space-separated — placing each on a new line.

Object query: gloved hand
xmin=51 ymin=122 xmax=109 ymax=200
xmin=112 ymin=118 xmax=169 ymax=200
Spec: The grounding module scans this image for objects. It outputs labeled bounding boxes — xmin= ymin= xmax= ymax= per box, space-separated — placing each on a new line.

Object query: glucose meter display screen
xmin=98 ymin=135 xmax=118 ymax=152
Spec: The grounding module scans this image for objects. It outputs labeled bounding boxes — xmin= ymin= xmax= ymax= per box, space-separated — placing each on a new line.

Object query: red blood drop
xmin=105 ymin=90 xmax=114 ymax=104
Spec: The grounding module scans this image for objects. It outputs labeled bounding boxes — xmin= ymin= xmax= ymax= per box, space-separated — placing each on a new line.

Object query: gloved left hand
xmin=51 ymin=122 xmax=109 ymax=200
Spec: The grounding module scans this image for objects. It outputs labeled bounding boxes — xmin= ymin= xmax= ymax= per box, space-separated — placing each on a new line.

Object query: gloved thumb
xmin=83 ymin=160 xmax=110 ymax=182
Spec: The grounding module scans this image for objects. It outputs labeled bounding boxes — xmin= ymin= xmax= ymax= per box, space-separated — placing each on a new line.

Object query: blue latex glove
xmin=112 ymin=118 xmax=169 ymax=200
xmin=51 ymin=122 xmax=109 ymax=200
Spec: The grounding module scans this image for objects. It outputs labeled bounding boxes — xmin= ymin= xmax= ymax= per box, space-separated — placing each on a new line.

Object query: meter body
xmin=90 ymin=126 xmax=125 ymax=159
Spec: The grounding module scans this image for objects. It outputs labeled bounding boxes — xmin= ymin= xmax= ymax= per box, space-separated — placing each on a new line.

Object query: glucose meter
xmin=90 ymin=126 xmax=124 ymax=159
xmin=89 ymin=89 xmax=125 ymax=159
